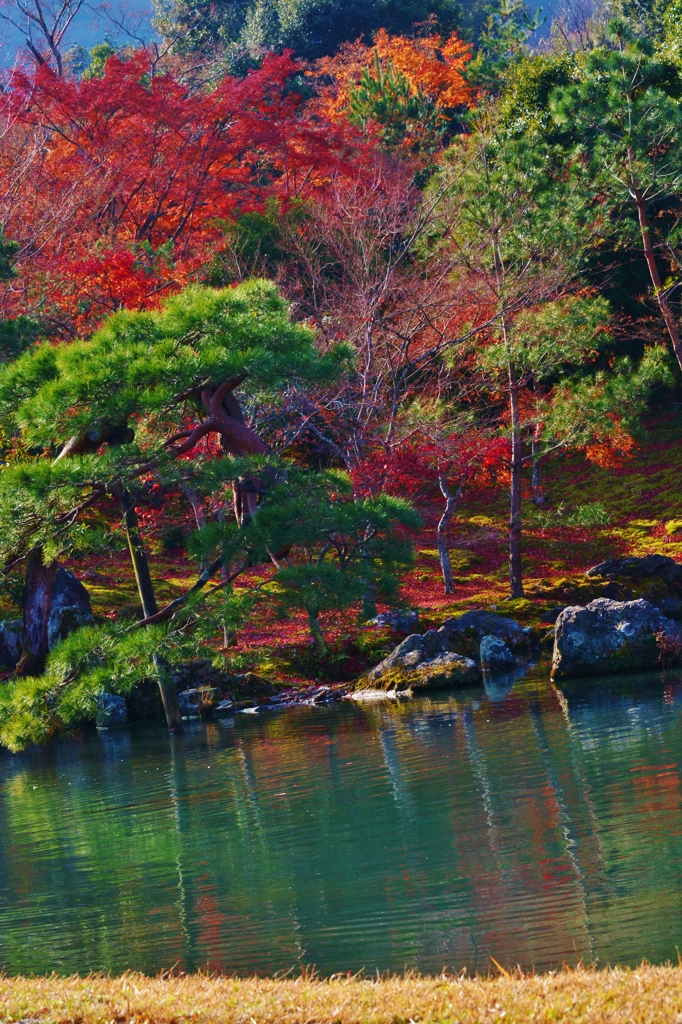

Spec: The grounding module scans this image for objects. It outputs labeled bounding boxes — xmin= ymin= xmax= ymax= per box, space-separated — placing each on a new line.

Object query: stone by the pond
xmin=480 ymin=634 xmax=514 ymax=673
xmin=0 ymin=619 xmax=25 ymax=668
xmin=440 ymin=609 xmax=528 ymax=651
xmin=178 ymin=686 xmax=222 ymax=717
xmin=356 ymin=630 xmax=479 ymax=693
xmin=96 ymin=692 xmax=128 ymax=728
xmin=214 ymin=699 xmax=235 ymax=714
xmin=351 ymin=688 xmax=411 ymax=701
xmin=47 ymin=569 xmax=94 ymax=650
xmin=370 ymin=609 xmax=419 ymax=632
xmin=552 ymin=597 xmax=682 ymax=680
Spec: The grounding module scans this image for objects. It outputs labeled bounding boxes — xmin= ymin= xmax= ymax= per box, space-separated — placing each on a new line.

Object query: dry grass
xmin=2 ymin=967 xmax=682 ymax=1024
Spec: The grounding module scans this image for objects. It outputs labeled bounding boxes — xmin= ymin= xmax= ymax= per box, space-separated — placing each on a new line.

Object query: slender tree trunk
xmin=437 ymin=474 xmax=461 ymax=596
xmin=16 ymin=546 xmax=57 ymax=675
xmin=119 ymin=488 xmax=183 ymax=734
xmin=307 ymin=609 xmax=327 ymax=653
xmin=120 ymin=489 xmax=159 ymax=620
xmin=531 ymin=428 xmax=544 ymax=505
xmin=360 ymin=565 xmax=377 ymax=621
xmin=360 ymin=524 xmax=377 ymax=620
xmin=508 ymin=360 xmax=524 ymax=598
xmin=180 ymin=483 xmax=207 ymax=569
xmin=634 ymin=186 xmax=682 ymax=374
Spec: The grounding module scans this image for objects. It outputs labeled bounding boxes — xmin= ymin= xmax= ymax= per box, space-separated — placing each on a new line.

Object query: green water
xmin=1 ymin=669 xmax=682 ymax=976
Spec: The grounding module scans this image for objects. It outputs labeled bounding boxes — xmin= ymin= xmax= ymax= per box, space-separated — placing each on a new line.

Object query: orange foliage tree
xmin=313 ymin=27 xmax=474 ymax=123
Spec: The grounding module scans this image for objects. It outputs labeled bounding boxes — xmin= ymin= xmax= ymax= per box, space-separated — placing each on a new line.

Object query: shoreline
xmin=1 ymin=966 xmax=681 ymax=1023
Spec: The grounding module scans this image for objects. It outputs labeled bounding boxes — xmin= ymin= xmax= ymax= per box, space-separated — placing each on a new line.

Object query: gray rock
xmin=47 ymin=569 xmax=94 ymax=650
xmin=480 ymin=634 xmax=514 ymax=674
xmin=552 ymin=597 xmax=682 ymax=680
xmin=370 ymin=609 xmax=419 ymax=632
xmin=0 ymin=619 xmax=25 ymax=667
xmin=178 ymin=686 xmax=222 ymax=717
xmin=659 ymin=596 xmax=682 ymax=616
xmin=440 ymin=609 xmax=527 ymax=651
xmin=96 ymin=692 xmax=128 ymax=728
xmin=214 ymin=699 xmax=235 ymax=714
xmin=356 ymin=629 xmax=479 ymax=693
xmin=586 ymin=554 xmax=682 ymax=585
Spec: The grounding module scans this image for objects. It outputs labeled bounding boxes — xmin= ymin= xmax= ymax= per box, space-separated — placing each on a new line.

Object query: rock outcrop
xmin=552 ymin=598 xmax=682 ymax=680
xmin=370 ymin=609 xmax=419 ymax=632
xmin=480 ymin=635 xmax=514 ymax=674
xmin=586 ymin=554 xmax=682 ymax=585
xmin=47 ymin=569 xmax=94 ymax=650
xmin=0 ymin=620 xmax=25 ymax=667
xmin=586 ymin=555 xmax=682 ymax=616
xmin=96 ymin=693 xmax=129 ymax=728
xmin=355 ymin=630 xmax=479 ymax=693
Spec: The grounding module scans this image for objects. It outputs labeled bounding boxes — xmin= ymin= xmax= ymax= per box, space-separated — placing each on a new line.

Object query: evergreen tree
xmin=0 ymin=281 xmax=344 ymax=721
xmin=548 ymin=25 xmax=682 ymax=373
xmin=155 ymin=0 xmax=461 ymax=60
xmin=427 ymin=116 xmax=671 ymax=597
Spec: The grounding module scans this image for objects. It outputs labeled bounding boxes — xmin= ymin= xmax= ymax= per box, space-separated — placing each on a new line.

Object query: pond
xmin=1 ymin=667 xmax=682 ymax=976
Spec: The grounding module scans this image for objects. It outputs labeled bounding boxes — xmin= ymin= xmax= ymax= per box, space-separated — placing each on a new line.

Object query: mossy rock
xmin=355 ymin=652 xmax=480 ymax=693
xmin=355 ymin=632 xmax=480 ymax=693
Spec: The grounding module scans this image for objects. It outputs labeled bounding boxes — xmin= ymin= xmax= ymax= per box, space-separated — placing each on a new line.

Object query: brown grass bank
xmin=1 ymin=967 xmax=682 ymax=1024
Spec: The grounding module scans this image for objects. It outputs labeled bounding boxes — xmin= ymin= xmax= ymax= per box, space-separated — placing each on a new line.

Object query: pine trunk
xmin=307 ymin=609 xmax=327 ymax=653
xmin=16 ymin=546 xmax=57 ymax=675
xmin=508 ymin=361 xmax=524 ymax=598
xmin=634 ymin=186 xmax=682 ymax=374
xmin=119 ymin=489 xmax=183 ymax=734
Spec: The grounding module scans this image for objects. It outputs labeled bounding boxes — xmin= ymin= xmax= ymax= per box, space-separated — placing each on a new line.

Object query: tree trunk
xmin=531 ymin=429 xmax=544 ymax=505
xmin=508 ymin=361 xmax=524 ymax=598
xmin=307 ymin=609 xmax=327 ymax=653
xmin=437 ymin=474 xmax=461 ymax=596
xmin=119 ymin=488 xmax=183 ymax=734
xmin=634 ymin=186 xmax=682 ymax=374
xmin=16 ymin=546 xmax=57 ymax=676
xmin=360 ymin=566 xmax=377 ymax=621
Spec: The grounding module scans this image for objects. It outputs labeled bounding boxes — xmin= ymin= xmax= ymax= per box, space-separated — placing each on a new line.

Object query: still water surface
xmin=1 ymin=669 xmax=682 ymax=975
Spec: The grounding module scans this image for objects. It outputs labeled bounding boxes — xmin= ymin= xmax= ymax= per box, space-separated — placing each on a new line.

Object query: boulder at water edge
xmin=178 ymin=686 xmax=222 ymax=717
xmin=551 ymin=597 xmax=682 ymax=680
xmin=47 ymin=569 xmax=95 ymax=650
xmin=355 ymin=630 xmax=479 ymax=694
xmin=441 ymin=609 xmax=529 ymax=652
xmin=96 ymin=693 xmax=129 ymax=728
xmin=480 ymin=634 xmax=515 ymax=674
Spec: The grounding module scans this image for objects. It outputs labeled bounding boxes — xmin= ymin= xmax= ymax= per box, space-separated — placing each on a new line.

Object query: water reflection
xmin=1 ymin=669 xmax=682 ymax=975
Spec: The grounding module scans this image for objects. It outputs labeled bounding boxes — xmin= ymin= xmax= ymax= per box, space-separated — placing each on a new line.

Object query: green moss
xmin=356 ymin=653 xmax=480 ymax=693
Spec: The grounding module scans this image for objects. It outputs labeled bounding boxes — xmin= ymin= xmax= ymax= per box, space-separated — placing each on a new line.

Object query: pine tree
xmin=0 ymin=279 xmax=349 ymax=731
